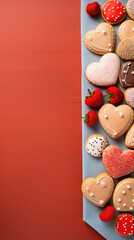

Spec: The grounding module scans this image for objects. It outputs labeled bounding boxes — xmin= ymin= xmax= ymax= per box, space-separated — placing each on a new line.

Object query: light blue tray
xmin=81 ymin=0 xmax=134 ymax=239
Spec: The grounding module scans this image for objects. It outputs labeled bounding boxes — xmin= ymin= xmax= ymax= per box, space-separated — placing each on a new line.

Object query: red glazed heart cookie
xmin=114 ymin=214 xmax=134 ymax=236
xmin=102 ymin=145 xmax=134 ymax=178
xmin=101 ymin=0 xmax=126 ymax=25
xmin=81 ymin=173 xmax=114 ymax=207
xmin=113 ymin=178 xmax=134 ymax=212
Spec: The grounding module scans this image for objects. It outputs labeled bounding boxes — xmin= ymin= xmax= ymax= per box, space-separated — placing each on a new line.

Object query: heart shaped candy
xmin=81 ymin=173 xmax=114 ymax=207
xmin=99 ymin=206 xmax=115 ymax=222
xmin=102 ymin=145 xmax=134 ymax=178
xmin=98 ymin=104 xmax=133 ymax=139
xmin=84 ymin=23 xmax=115 ymax=55
xmin=85 ymin=53 xmax=120 ymax=87
xmin=113 ymin=178 xmax=134 ymax=212
xmin=114 ymin=214 xmax=134 ymax=236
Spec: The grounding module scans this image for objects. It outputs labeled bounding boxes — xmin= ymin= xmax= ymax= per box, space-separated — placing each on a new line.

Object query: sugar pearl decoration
xmin=100 ymin=200 xmax=104 ymax=205
xmin=103 ymin=30 xmax=107 ymax=35
xmin=97 ymin=181 xmax=100 ymax=184
xmin=117 ymin=207 xmax=120 ymax=211
xmin=123 ymin=203 xmax=127 ymax=207
xmin=120 ymin=112 xmax=124 ymax=118
xmin=101 ymin=182 xmax=106 ymax=188
xmin=130 ymin=207 xmax=133 ymax=210
xmin=90 ymin=193 xmax=94 ymax=197
xmin=132 ymin=199 xmax=134 ymax=203
xmin=118 ymin=198 xmax=121 ymax=202
xmin=122 ymin=190 xmax=126 ymax=195
xmin=104 ymin=115 xmax=108 ymax=119
xmin=127 ymin=185 xmax=131 ymax=190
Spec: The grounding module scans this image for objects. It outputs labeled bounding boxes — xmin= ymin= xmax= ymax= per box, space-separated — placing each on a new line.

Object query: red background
xmin=0 ymin=1 xmax=105 ymax=239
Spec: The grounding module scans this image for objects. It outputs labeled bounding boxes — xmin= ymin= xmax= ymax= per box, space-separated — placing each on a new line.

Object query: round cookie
xmin=119 ymin=62 xmax=134 ymax=87
xmin=101 ymin=0 xmax=126 ymax=25
xmin=81 ymin=173 xmax=114 ymax=207
xmin=85 ymin=53 xmax=120 ymax=87
xmin=85 ymin=134 xmax=108 ymax=158
xmin=98 ymin=104 xmax=133 ymax=139
xmin=116 ymin=37 xmax=134 ymax=60
xmin=124 ymin=88 xmax=134 ymax=108
xmin=113 ymin=178 xmax=134 ymax=211
xmin=114 ymin=214 xmax=134 ymax=236
xmin=126 ymin=0 xmax=134 ymax=20
xmin=84 ymin=23 xmax=115 ymax=55
xmin=102 ymin=145 xmax=134 ymax=178
xmin=118 ymin=20 xmax=134 ymax=41
xmin=125 ymin=123 xmax=134 ymax=148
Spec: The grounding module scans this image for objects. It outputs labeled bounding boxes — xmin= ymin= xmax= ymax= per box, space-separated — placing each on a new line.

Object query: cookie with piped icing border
xmin=126 ymin=0 xmax=134 ymax=20
xmin=124 ymin=88 xmax=134 ymax=108
xmin=101 ymin=0 xmax=126 ymax=25
xmin=85 ymin=134 xmax=108 ymax=158
xmin=119 ymin=62 xmax=134 ymax=87
xmin=81 ymin=173 xmax=114 ymax=207
xmin=84 ymin=23 xmax=115 ymax=55
xmin=118 ymin=20 xmax=134 ymax=41
xmin=117 ymin=37 xmax=134 ymax=60
xmin=113 ymin=178 xmax=134 ymax=212
xmin=114 ymin=214 xmax=134 ymax=236
xmin=125 ymin=123 xmax=134 ymax=148
xmin=98 ymin=104 xmax=133 ymax=139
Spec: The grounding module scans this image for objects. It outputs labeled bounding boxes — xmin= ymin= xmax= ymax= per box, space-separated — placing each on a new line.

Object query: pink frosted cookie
xmin=102 ymin=145 xmax=134 ymax=178
xmin=101 ymin=0 xmax=126 ymax=25
xmin=85 ymin=53 xmax=120 ymax=87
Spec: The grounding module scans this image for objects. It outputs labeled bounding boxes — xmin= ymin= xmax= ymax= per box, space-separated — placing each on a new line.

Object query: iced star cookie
xmin=118 ymin=20 xmax=134 ymax=40
xmin=114 ymin=214 xmax=134 ymax=236
xmin=113 ymin=178 xmax=134 ymax=212
xmin=85 ymin=134 xmax=108 ymax=158
xmin=126 ymin=0 xmax=134 ymax=20
xmin=102 ymin=145 xmax=134 ymax=178
xmin=85 ymin=53 xmax=120 ymax=87
xmin=124 ymin=88 xmax=134 ymax=108
xmin=125 ymin=123 xmax=134 ymax=148
xmin=119 ymin=62 xmax=134 ymax=87
xmin=81 ymin=173 xmax=114 ymax=207
xmin=84 ymin=23 xmax=115 ymax=55
xmin=98 ymin=104 xmax=133 ymax=139
xmin=101 ymin=0 xmax=126 ymax=25
xmin=117 ymin=37 xmax=134 ymax=60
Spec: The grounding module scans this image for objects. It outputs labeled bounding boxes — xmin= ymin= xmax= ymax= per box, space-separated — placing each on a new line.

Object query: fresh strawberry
xmin=85 ymin=89 xmax=103 ymax=107
xmin=105 ymin=87 xmax=124 ymax=104
xmin=82 ymin=111 xmax=98 ymax=127
xmin=99 ymin=206 xmax=115 ymax=222
xmin=86 ymin=2 xmax=100 ymax=16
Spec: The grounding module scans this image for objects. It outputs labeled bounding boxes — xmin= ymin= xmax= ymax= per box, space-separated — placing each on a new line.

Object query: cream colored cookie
xmin=85 ymin=134 xmax=108 ymax=158
xmin=84 ymin=23 xmax=115 ymax=55
xmin=116 ymin=37 xmax=134 ymax=60
xmin=126 ymin=0 xmax=134 ymax=20
xmin=81 ymin=173 xmax=114 ymax=207
xmin=118 ymin=20 xmax=134 ymax=41
xmin=113 ymin=178 xmax=134 ymax=212
xmin=125 ymin=123 xmax=134 ymax=148
xmin=124 ymin=88 xmax=134 ymax=108
xmin=98 ymin=104 xmax=133 ymax=139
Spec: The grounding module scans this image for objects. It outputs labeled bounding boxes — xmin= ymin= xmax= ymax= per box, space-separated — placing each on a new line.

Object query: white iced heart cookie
xmin=81 ymin=173 xmax=114 ymax=207
xmin=113 ymin=178 xmax=134 ymax=211
xmin=85 ymin=53 xmax=120 ymax=87
xmin=85 ymin=134 xmax=108 ymax=158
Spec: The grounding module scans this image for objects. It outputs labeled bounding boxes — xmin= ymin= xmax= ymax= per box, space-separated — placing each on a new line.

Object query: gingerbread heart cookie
xmin=125 ymin=123 xmax=134 ymax=148
xmin=102 ymin=145 xmax=134 ymax=178
xmin=86 ymin=53 xmax=120 ymax=87
xmin=118 ymin=20 xmax=134 ymax=40
xmin=98 ymin=104 xmax=133 ymax=139
xmin=126 ymin=0 xmax=134 ymax=20
xmin=81 ymin=173 xmax=114 ymax=207
xmin=84 ymin=23 xmax=115 ymax=55
xmin=119 ymin=62 xmax=134 ymax=87
xmin=113 ymin=178 xmax=134 ymax=212
xmin=117 ymin=37 xmax=134 ymax=60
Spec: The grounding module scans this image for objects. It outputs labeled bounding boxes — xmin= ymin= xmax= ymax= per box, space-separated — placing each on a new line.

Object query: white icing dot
xmin=101 ymin=182 xmax=106 ymax=188
xmin=90 ymin=193 xmax=94 ymax=197
xmin=132 ymin=199 xmax=134 ymax=202
xmin=97 ymin=181 xmax=100 ymax=184
xmin=100 ymin=200 xmax=104 ymax=205
xmin=123 ymin=203 xmax=127 ymax=207
xmin=112 ymin=15 xmax=114 ymax=17
xmin=108 ymin=9 xmax=111 ymax=11
xmin=131 ymin=71 xmax=134 ymax=74
xmin=117 ymin=7 xmax=119 ymax=9
xmin=122 ymin=190 xmax=126 ymax=195
xmin=117 ymin=207 xmax=120 ymax=211
xmin=86 ymin=187 xmax=90 ymax=191
xmin=108 ymin=43 xmax=112 ymax=47
xmin=115 ymin=109 xmax=118 ymax=112
xmin=119 ymin=12 xmax=122 ymax=14
xmin=130 ymin=207 xmax=133 ymax=210
xmin=118 ymin=198 xmax=122 ymax=202
xmin=112 ymin=7 xmax=115 ymax=9
xmin=104 ymin=115 xmax=108 ymax=119
xmin=123 ymin=70 xmax=127 ymax=73
xmin=103 ymin=30 xmax=107 ymax=35
xmin=107 ymin=17 xmax=109 ymax=20
xmin=127 ymin=185 xmax=131 ymax=189
xmin=120 ymin=112 xmax=124 ymax=118
xmin=97 ymin=30 xmax=99 ymax=33
xmin=132 ymin=28 xmax=134 ymax=32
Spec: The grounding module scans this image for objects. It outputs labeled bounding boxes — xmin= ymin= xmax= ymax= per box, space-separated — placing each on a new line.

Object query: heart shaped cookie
xmin=84 ymin=23 xmax=115 ymax=55
xmin=98 ymin=104 xmax=133 ymax=139
xmin=119 ymin=62 xmax=134 ymax=88
xmin=124 ymin=88 xmax=134 ymax=108
xmin=126 ymin=0 xmax=134 ymax=20
xmin=81 ymin=173 xmax=114 ymax=207
xmin=86 ymin=53 xmax=120 ymax=87
xmin=102 ymin=145 xmax=134 ymax=178
xmin=113 ymin=178 xmax=134 ymax=212
xmin=117 ymin=37 xmax=134 ymax=60
xmin=125 ymin=123 xmax=134 ymax=148
xmin=118 ymin=20 xmax=134 ymax=40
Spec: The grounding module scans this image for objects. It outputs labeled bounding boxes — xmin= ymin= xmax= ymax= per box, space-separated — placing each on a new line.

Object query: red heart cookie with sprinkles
xmin=101 ymin=0 xmax=126 ymax=25
xmin=114 ymin=214 xmax=134 ymax=236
